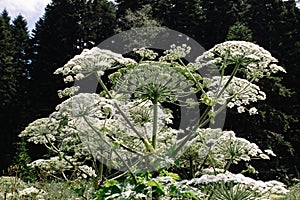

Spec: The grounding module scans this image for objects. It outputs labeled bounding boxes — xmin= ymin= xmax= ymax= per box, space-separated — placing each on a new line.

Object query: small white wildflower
xmin=249 ymin=107 xmax=258 ymax=115
xmin=203 ymin=76 xmax=266 ymax=112
xmin=196 ymin=41 xmax=285 ymax=80
xmin=74 ymin=73 xmax=85 ymax=80
xmin=134 ymin=47 xmax=158 ymax=59
xmin=57 ymin=86 xmax=79 ymax=98
xmin=63 ymin=67 xmax=71 ymax=75
xmin=54 ymin=67 xmax=64 ymax=74
xmin=72 ymin=65 xmax=82 ymax=72
xmin=227 ymin=102 xmax=235 ymax=108
xmin=237 ymin=106 xmax=245 ymax=113
xmin=64 ymin=75 xmax=74 ymax=83
xmin=19 ymin=186 xmax=41 ymax=197
xmin=161 ymin=44 xmax=191 ymax=60
xmin=79 ymin=165 xmax=97 ymax=178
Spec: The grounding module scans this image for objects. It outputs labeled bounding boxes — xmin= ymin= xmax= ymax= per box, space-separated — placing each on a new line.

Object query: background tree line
xmin=0 ymin=0 xmax=299 ymax=184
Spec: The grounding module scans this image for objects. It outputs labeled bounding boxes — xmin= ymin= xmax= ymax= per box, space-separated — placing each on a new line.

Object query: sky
xmin=0 ymin=0 xmax=51 ymax=31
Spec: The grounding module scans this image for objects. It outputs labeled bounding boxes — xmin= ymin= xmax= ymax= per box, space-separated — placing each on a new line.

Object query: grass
xmin=1 ymin=175 xmax=299 ymax=200
xmin=0 ymin=176 xmax=95 ymax=199
xmin=283 ymin=182 xmax=300 ymax=200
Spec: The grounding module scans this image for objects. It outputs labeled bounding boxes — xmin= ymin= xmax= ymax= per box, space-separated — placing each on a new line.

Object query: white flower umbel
xmin=19 ymin=118 xmax=58 ymax=144
xmin=179 ymin=171 xmax=289 ymax=197
xmin=203 ymin=76 xmax=266 ymax=114
xmin=57 ymin=86 xmax=80 ymax=98
xmin=28 ymin=156 xmax=77 ymax=175
xmin=160 ymin=44 xmax=191 ymax=61
xmin=78 ymin=165 xmax=97 ymax=178
xmin=133 ymin=47 xmax=158 ymax=60
xmin=114 ymin=61 xmax=195 ymax=104
xmin=181 ymin=128 xmax=272 ymax=168
xmin=54 ymin=47 xmax=136 ymax=84
xmin=196 ymin=41 xmax=286 ymax=80
xmin=19 ymin=186 xmax=46 ymax=198
xmin=56 ymin=93 xmax=116 ymax=119
xmin=53 ymin=91 xmax=179 ymax=172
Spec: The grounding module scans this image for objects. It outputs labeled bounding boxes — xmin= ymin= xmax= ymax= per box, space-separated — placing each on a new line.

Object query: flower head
xmin=196 ymin=41 xmax=286 ymax=80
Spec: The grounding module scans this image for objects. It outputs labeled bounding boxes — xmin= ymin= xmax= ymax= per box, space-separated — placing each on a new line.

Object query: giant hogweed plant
xmin=19 ymin=41 xmax=289 ymax=199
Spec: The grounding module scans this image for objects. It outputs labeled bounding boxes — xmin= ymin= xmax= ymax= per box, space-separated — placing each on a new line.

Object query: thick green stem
xmin=99 ymin=152 xmax=103 ymax=181
xmin=96 ymin=74 xmax=154 ymax=153
xmin=171 ymin=105 xmax=212 ymax=156
xmin=83 ymin=115 xmax=138 ymax=184
xmin=152 ymin=100 xmax=158 ymax=149
xmin=223 ymin=156 xmax=234 ymax=173
xmin=189 ymin=159 xmax=194 ymax=178
xmin=217 ymin=63 xmax=240 ymax=98
xmin=178 ymin=59 xmax=205 ymax=94
xmin=44 ymin=134 xmax=90 ymax=178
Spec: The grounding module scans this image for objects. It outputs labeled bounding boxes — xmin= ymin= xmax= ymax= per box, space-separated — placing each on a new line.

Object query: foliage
xmin=0 ymin=10 xmax=31 ymax=172
xmin=0 ymin=176 xmax=95 ymax=199
xmin=0 ymin=10 xmax=18 ymax=108
xmin=115 ymin=4 xmax=160 ymax=32
xmin=284 ymin=181 xmax=300 ymax=200
xmin=29 ymin=0 xmax=116 ymax=118
xmin=11 ymin=139 xmax=37 ymax=182
xmin=226 ymin=22 xmax=253 ymax=42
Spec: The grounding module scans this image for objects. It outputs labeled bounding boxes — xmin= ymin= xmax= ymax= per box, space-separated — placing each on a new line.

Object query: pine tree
xmin=0 ymin=11 xmax=31 ymax=172
xmin=0 ymin=10 xmax=17 ymax=108
xmin=82 ymin=0 xmax=116 ymax=48
xmin=29 ymin=0 xmax=116 ymax=116
xmin=115 ymin=0 xmax=152 ymax=17
xmin=226 ymin=22 xmax=253 ymax=41
xmin=152 ymin=0 xmax=205 ymax=43
xmin=11 ymin=15 xmax=30 ymax=72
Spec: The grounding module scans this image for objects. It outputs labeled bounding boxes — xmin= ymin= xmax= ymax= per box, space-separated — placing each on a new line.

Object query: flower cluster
xmin=54 ymin=47 xmax=136 ymax=84
xmin=196 ymin=41 xmax=286 ymax=80
xmin=19 ymin=118 xmax=58 ymax=144
xmin=181 ymin=128 xmax=273 ymax=168
xmin=56 ymin=93 xmax=117 ymax=119
xmin=179 ymin=171 xmax=289 ymax=197
xmin=28 ymin=156 xmax=76 ymax=172
xmin=115 ymin=61 xmax=194 ymax=104
xmin=19 ymin=186 xmax=47 ymax=199
xmin=133 ymin=47 xmax=158 ymax=60
xmin=203 ymin=76 xmax=266 ymax=114
xmin=78 ymin=165 xmax=97 ymax=178
xmin=160 ymin=44 xmax=191 ymax=61
xmin=57 ymin=86 xmax=80 ymax=98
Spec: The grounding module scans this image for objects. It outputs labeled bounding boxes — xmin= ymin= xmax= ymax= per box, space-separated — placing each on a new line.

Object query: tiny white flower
xmin=64 ymin=75 xmax=74 ymax=83
xmin=54 ymin=67 xmax=63 ymax=74
xmin=249 ymin=107 xmax=258 ymax=115
xmin=237 ymin=106 xmax=245 ymax=113
xmin=74 ymin=73 xmax=85 ymax=80
xmin=72 ymin=65 xmax=82 ymax=71
xmin=63 ymin=67 xmax=71 ymax=75
xmin=227 ymin=102 xmax=235 ymax=108
xmin=19 ymin=186 xmax=41 ymax=196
